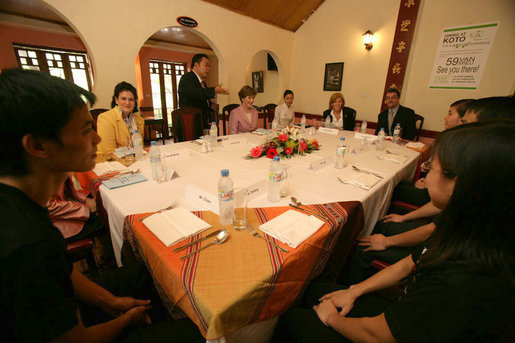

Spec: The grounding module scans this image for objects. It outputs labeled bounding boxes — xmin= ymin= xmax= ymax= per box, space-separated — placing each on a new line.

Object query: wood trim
xmin=139 ymin=106 xmax=154 ymax=112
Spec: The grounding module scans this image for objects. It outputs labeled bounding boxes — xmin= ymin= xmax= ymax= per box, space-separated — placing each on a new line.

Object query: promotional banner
xmin=429 ymin=22 xmax=498 ymax=90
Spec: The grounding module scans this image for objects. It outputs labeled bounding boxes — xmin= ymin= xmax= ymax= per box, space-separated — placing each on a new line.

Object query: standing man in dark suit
xmin=178 ymin=54 xmax=229 ymax=129
xmin=374 ymin=88 xmax=417 ymax=140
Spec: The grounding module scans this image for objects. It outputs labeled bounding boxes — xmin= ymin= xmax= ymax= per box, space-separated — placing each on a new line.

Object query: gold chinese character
xmin=404 ymin=0 xmax=415 ymax=8
xmin=396 ymin=41 xmax=406 ymax=53
xmin=400 ymin=20 xmax=411 ymax=31
xmin=392 ymin=63 xmax=402 ymax=74
xmin=390 ymin=84 xmax=398 ymax=90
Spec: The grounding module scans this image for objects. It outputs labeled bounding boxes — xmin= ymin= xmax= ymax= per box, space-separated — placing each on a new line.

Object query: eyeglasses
xmin=420 ymin=160 xmax=432 ymax=173
xmin=421 ymin=159 xmax=453 ymax=177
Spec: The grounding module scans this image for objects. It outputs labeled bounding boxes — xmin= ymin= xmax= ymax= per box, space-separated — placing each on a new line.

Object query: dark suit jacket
xmin=178 ymin=71 xmax=215 ymax=128
xmin=374 ymin=105 xmax=417 ymax=140
xmin=322 ymin=106 xmax=356 ymax=131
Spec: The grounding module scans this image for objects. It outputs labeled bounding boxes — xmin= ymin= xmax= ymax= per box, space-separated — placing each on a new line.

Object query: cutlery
xmin=173 ymin=229 xmax=222 ymax=253
xmin=99 ymin=168 xmax=140 ymax=181
xmin=137 ymin=200 xmax=178 ymax=222
xmin=289 ymin=203 xmax=331 ymax=222
xmin=247 ymin=225 xmax=289 ymax=252
xmin=290 ymin=197 xmax=331 ymax=222
xmin=385 ymin=149 xmax=408 ymax=158
xmin=180 ymin=230 xmax=229 ymax=259
xmin=352 ymin=165 xmax=384 ymax=179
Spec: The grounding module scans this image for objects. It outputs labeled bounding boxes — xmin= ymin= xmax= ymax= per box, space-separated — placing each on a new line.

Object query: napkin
xmin=143 ymin=207 xmax=211 ymax=247
xmin=253 ymin=128 xmax=271 ymax=135
xmin=259 ymin=210 xmax=325 ymax=248
xmin=337 ymin=167 xmax=382 ymax=190
xmin=377 ymin=153 xmax=409 ymax=164
xmin=405 ymin=141 xmax=426 ymax=149
xmin=94 ymin=161 xmax=127 ymax=176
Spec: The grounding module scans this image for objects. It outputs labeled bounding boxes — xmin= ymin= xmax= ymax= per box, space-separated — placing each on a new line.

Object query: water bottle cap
xmin=273 ymin=156 xmax=280 ymax=162
xmin=221 ymin=169 xmax=229 ymax=176
xmin=151 ymin=141 xmax=157 ymax=146
xmin=340 ymin=137 xmax=345 ymax=141
xmin=212 ymin=122 xmax=216 ymax=125
xmin=134 ymin=129 xmax=139 ymax=133
xmin=380 ymin=128 xmax=385 ymax=131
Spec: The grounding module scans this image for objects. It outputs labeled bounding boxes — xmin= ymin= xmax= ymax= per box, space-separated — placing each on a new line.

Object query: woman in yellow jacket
xmin=97 ymin=82 xmax=145 ymax=154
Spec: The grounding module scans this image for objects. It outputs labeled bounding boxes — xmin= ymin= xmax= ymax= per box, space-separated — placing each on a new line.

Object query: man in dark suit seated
xmin=374 ymin=88 xmax=417 ymax=140
xmin=178 ymin=53 xmax=229 ymax=129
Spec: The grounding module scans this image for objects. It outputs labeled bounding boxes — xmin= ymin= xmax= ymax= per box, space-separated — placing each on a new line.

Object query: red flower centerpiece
xmin=245 ymin=126 xmax=321 ymax=159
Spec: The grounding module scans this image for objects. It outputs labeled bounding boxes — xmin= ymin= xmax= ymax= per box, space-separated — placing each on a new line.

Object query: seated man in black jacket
xmin=374 ymin=88 xmax=417 ymax=140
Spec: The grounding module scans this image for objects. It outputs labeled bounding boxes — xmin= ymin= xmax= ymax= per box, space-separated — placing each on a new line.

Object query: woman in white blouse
xmin=322 ymin=93 xmax=356 ymax=131
xmin=273 ymin=90 xmax=295 ymax=129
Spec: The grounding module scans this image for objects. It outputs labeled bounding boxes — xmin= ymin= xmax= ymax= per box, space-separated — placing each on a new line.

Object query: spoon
xmin=180 ymin=230 xmax=229 ymax=260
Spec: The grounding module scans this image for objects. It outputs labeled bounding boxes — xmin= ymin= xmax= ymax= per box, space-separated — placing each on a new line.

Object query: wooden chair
xmin=66 ymin=238 xmax=97 ymax=274
xmin=144 ymin=118 xmax=166 ymax=145
xmin=89 ymin=108 xmax=109 ymax=130
xmin=171 ymin=107 xmax=203 ymax=142
xmin=414 ymin=114 xmax=425 ymax=142
xmin=222 ymin=104 xmax=239 ymax=135
xmin=262 ymin=103 xmax=277 ymax=129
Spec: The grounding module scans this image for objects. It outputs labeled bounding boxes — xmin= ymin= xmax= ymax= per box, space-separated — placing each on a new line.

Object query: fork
xmin=352 ymin=165 xmax=384 ymax=179
xmin=137 ymin=200 xmax=178 ymax=222
xmin=247 ymin=225 xmax=288 ymax=252
xmin=290 ymin=197 xmax=332 ymax=222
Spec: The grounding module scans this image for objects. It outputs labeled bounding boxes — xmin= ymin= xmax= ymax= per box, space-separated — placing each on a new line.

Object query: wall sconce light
xmin=363 ymin=30 xmax=374 ymax=51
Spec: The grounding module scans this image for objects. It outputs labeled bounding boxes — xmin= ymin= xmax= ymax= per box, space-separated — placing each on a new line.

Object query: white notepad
xmin=142 ymin=207 xmax=211 ymax=247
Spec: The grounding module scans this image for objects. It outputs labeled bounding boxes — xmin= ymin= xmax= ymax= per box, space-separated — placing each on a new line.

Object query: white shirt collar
xmin=193 ymin=70 xmax=203 ymax=84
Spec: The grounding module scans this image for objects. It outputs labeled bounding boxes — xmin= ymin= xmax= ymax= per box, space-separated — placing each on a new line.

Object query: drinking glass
xmin=280 ymin=165 xmax=291 ymax=197
xmin=233 ymin=188 xmax=248 ymax=231
xmin=354 ymin=123 xmax=361 ymax=133
xmin=123 ymin=139 xmax=135 ymax=164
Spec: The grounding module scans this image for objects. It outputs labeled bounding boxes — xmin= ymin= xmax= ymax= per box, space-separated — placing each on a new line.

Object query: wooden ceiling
xmin=201 ymin=0 xmax=326 ymax=32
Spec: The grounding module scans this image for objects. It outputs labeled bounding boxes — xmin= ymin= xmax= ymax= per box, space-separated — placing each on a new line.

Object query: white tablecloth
xmin=99 ymin=130 xmax=419 ymax=266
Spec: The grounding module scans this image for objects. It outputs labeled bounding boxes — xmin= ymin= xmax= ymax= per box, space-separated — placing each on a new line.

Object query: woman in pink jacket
xmin=229 ymin=85 xmax=259 ymax=134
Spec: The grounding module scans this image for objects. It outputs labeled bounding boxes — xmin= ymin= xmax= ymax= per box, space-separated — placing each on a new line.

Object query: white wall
xmin=245 ymin=50 xmax=281 ymax=107
xmin=290 ymin=0 xmax=515 ymax=131
xmin=43 ymin=0 xmax=294 ymax=110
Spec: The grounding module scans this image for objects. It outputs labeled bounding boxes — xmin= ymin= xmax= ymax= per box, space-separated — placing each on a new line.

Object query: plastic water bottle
xmin=132 ymin=129 xmax=144 ymax=160
xmin=361 ymin=119 xmax=367 ymax=133
xmin=301 ymin=114 xmax=306 ymax=131
xmin=335 ymin=137 xmax=347 ymax=169
xmin=377 ymin=128 xmax=386 ymax=151
xmin=218 ymin=169 xmax=234 ymax=225
xmin=149 ymin=141 xmax=163 ymax=181
xmin=271 ymin=119 xmax=278 ymax=131
xmin=393 ymin=123 xmax=402 ymax=143
xmin=210 ymin=122 xmax=217 ymax=144
xmin=268 ymin=156 xmax=282 ymax=202
xmin=325 ymin=116 xmax=332 ymax=128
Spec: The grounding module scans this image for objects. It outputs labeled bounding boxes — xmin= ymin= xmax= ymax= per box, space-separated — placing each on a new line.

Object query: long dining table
xmin=84 ymin=128 xmax=422 ymax=342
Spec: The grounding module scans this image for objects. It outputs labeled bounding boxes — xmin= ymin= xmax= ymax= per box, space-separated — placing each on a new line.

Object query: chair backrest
xmin=414 ymin=113 xmax=424 ymax=142
xmin=171 ymin=107 xmax=203 ymax=142
xmin=222 ymin=103 xmax=240 ymax=136
xmin=89 ymin=108 xmax=109 ymax=130
xmin=262 ymin=103 xmax=277 ymax=129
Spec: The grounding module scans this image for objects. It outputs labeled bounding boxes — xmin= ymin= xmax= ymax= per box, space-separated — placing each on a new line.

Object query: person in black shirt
xmin=274 ymin=120 xmax=514 ymax=342
xmin=0 ymin=69 xmax=202 ymax=342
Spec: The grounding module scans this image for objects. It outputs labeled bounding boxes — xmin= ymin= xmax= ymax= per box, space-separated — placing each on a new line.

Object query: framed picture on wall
xmin=323 ymin=62 xmax=344 ymax=91
xmin=252 ymin=71 xmax=264 ymax=93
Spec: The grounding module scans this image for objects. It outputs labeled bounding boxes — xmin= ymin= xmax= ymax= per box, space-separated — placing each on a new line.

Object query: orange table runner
xmin=123 ymin=201 xmax=363 ymax=339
